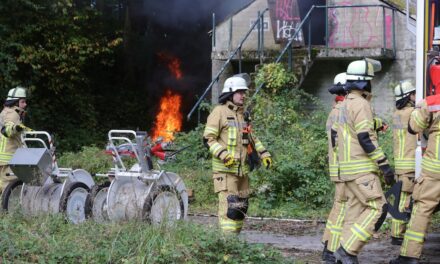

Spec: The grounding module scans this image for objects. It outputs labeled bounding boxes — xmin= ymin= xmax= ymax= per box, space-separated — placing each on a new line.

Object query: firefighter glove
xmin=379 ymin=164 xmax=395 ymax=185
xmin=262 ymin=157 xmax=272 ymax=169
xmin=223 ymin=154 xmax=235 ymax=168
xmin=374 ymin=117 xmax=388 ymax=132
xmin=15 ymin=124 xmax=33 ymax=132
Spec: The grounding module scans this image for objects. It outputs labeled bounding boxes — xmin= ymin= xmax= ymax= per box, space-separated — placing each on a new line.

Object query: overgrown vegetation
xmin=0 ymin=213 xmax=288 ymax=263
xmin=0 ymin=0 xmax=151 ymax=152
xmin=58 ymin=146 xmax=113 ymax=175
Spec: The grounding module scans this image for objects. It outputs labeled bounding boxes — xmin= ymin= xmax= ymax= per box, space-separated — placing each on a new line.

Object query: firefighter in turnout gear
xmin=334 ymin=59 xmax=395 ymax=263
xmin=0 ymin=86 xmax=31 ymax=193
xmin=203 ymin=76 xmax=272 ymax=234
xmin=391 ymin=80 xmax=417 ymax=246
xmin=321 ymin=73 xmax=348 ymax=263
xmin=390 ymin=94 xmax=440 ymax=264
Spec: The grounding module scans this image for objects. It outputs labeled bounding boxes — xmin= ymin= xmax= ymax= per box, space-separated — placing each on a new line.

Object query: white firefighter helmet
xmin=6 ymin=86 xmax=27 ymax=100
xmin=222 ymin=76 xmax=249 ymax=94
xmin=334 ymin=72 xmax=347 ymax=86
xmin=328 ymin=72 xmax=347 ymax=95
xmin=345 ymin=59 xmax=382 ymax=81
xmin=394 ymin=80 xmax=415 ymax=101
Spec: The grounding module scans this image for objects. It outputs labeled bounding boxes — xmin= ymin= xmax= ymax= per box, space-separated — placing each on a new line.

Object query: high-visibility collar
xmin=226 ymin=101 xmax=243 ymax=113
xmin=426 ymin=94 xmax=440 ymax=112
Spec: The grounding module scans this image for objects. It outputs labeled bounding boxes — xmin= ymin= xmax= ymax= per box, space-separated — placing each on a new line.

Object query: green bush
xmin=0 ymin=214 xmax=288 ymax=263
xmin=250 ymin=89 xmax=331 ymax=208
xmin=57 ymin=146 xmax=112 ymax=175
xmin=254 ymin=63 xmax=297 ymax=94
xmin=0 ymin=0 xmax=126 ymax=152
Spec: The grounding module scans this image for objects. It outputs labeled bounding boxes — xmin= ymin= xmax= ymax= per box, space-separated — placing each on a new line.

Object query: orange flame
xmin=151 ymin=90 xmax=182 ymax=141
xmin=157 ymin=52 xmax=182 ymax=80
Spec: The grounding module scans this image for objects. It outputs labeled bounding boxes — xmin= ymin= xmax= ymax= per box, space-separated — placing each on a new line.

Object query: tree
xmin=0 ymin=0 xmax=123 ymax=151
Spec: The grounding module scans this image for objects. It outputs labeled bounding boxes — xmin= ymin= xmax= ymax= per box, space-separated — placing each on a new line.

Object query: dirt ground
xmin=189 ymin=214 xmax=440 ymax=264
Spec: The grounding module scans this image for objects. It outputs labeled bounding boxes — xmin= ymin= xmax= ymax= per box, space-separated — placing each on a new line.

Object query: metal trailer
xmin=91 ymin=130 xmax=188 ymax=224
xmin=1 ymin=131 xmax=95 ymax=224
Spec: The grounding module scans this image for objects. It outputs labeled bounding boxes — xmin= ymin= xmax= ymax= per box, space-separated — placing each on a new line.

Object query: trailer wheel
xmin=60 ymin=182 xmax=91 ymax=224
xmin=90 ymin=182 xmax=110 ymax=223
xmin=1 ymin=179 xmax=22 ymax=212
xmin=143 ymin=185 xmax=184 ymax=225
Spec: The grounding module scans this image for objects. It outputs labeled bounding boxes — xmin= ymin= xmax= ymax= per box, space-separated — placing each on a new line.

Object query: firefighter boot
xmin=321 ymin=242 xmax=336 ymax=264
xmin=334 ymin=247 xmax=358 ymax=264
xmin=391 ymin=236 xmax=403 ymax=246
xmin=389 ymin=256 xmax=419 ymax=264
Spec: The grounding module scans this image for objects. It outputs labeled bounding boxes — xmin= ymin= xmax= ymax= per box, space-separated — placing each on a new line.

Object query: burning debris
xmin=151 ymin=90 xmax=183 ymax=142
xmin=151 ymin=51 xmax=184 ymax=142
xmin=157 ymin=51 xmax=183 ymax=80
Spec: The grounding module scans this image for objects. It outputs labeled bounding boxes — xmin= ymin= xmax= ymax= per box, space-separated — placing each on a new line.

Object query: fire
xmin=157 ymin=52 xmax=182 ymax=80
xmin=151 ymin=90 xmax=182 ymax=141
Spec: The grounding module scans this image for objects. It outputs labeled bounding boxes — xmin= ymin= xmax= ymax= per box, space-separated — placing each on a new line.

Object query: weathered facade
xmin=211 ymin=0 xmax=416 ymax=116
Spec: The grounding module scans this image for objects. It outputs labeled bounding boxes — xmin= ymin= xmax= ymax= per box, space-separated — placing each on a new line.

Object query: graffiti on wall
xmin=268 ymin=0 xmax=304 ymax=45
xmin=328 ymin=1 xmax=393 ymax=48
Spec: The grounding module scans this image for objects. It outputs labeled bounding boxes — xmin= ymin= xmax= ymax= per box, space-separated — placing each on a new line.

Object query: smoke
xmin=144 ymin=0 xmax=253 ymax=27
xmin=142 ymin=0 xmax=253 ymax=123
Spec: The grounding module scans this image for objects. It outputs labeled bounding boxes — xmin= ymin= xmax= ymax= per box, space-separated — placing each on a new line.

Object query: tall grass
xmin=0 ymin=213 xmax=288 ymax=263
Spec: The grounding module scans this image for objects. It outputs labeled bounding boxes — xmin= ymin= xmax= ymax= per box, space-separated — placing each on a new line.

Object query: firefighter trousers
xmin=391 ymin=174 xmax=415 ymax=239
xmin=0 ymin=165 xmax=16 ymax=193
xmin=400 ymin=174 xmax=440 ymax=259
xmin=339 ymin=173 xmax=386 ymax=256
xmin=322 ymin=181 xmax=348 ymax=252
xmin=213 ymin=173 xmax=249 ymax=234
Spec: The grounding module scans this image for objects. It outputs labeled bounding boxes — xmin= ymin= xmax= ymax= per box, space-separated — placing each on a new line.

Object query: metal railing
xmin=187 ymin=8 xmax=269 ymax=120
xmin=188 ymin=4 xmax=398 ymax=120
xmin=257 ymin=4 xmax=398 ymax=96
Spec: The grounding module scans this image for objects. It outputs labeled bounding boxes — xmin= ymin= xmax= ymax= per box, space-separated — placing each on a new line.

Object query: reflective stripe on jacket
xmin=327 ymin=101 xmax=342 ymax=182
xmin=409 ymin=96 xmax=440 ymax=178
xmin=203 ymin=101 xmax=270 ymax=176
xmin=336 ymin=90 xmax=384 ymax=181
xmin=393 ymin=104 xmax=416 ymax=174
xmin=0 ymin=106 xmax=25 ymax=165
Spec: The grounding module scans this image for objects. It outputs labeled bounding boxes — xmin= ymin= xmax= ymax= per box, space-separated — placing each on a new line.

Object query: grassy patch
xmin=0 ymin=213 xmax=289 ymax=263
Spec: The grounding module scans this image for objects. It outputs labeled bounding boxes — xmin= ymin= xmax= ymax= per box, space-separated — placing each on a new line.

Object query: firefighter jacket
xmin=327 ymin=101 xmax=342 ymax=182
xmin=409 ymin=95 xmax=440 ymax=178
xmin=335 ymin=90 xmax=389 ymax=181
xmin=0 ymin=106 xmax=25 ymax=165
xmin=393 ymin=104 xmax=417 ymax=175
xmin=203 ymin=101 xmax=270 ymax=176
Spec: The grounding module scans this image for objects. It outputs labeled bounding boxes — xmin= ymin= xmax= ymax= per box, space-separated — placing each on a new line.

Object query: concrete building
xmin=210 ymin=0 xmax=416 ymax=116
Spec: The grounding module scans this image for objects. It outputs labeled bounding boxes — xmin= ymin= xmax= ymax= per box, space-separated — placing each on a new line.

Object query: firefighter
xmin=334 ymin=59 xmax=395 ymax=263
xmin=203 ymin=76 xmax=272 ymax=234
xmin=390 ymin=93 xmax=440 ymax=264
xmin=390 ymin=80 xmax=417 ymax=246
xmin=0 ymin=86 xmax=31 ymax=193
xmin=321 ymin=72 xmax=348 ymax=263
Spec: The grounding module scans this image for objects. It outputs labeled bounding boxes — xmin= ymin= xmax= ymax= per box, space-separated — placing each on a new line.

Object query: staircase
xmin=187 ymin=3 xmax=399 ymax=120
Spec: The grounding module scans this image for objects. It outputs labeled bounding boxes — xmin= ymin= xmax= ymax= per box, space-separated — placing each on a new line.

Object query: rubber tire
xmin=88 ymin=181 xmax=111 ymax=221
xmin=143 ymin=185 xmax=185 ymax=223
xmin=1 ymin=179 xmax=23 ymax=211
xmin=60 ymin=182 xmax=91 ymax=222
